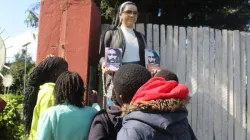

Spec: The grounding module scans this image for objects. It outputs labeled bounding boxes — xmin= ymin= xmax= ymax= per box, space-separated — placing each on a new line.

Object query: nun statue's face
xmin=120 ymin=4 xmax=138 ymax=28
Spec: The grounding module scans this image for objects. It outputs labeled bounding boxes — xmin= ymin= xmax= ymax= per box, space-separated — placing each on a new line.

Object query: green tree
xmin=24 ymin=2 xmax=39 ymax=28
xmin=0 ymin=51 xmax=35 ymax=94
xmin=25 ymin=0 xmax=250 ymax=31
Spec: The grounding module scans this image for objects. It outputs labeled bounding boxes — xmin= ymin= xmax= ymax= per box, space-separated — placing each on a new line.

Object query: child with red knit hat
xmin=117 ymin=69 xmax=196 ymax=140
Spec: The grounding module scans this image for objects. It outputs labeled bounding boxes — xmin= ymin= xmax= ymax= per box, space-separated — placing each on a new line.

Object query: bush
xmin=0 ymin=94 xmax=27 ymax=140
xmin=1 ymin=94 xmax=23 ymax=104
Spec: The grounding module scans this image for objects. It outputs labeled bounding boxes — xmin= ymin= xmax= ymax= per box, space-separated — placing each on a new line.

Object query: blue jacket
xmin=117 ymin=109 xmax=197 ymax=140
xmin=36 ymin=104 xmax=97 ymax=140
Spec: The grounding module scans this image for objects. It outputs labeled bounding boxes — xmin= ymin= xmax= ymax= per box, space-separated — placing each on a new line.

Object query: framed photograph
xmin=145 ymin=49 xmax=161 ymax=72
xmin=105 ymin=48 xmax=122 ymax=71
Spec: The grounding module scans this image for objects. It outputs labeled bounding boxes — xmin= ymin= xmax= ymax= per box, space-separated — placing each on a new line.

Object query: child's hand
xmin=152 ymin=69 xmax=161 ymax=76
xmin=89 ymin=90 xmax=98 ymax=105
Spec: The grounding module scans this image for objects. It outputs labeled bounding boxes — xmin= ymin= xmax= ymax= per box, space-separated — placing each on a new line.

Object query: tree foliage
xmin=25 ymin=0 xmax=250 ymax=31
xmin=0 ymin=51 xmax=35 ymax=95
xmin=138 ymin=0 xmax=250 ymax=31
xmin=98 ymin=0 xmax=120 ymax=24
xmin=24 ymin=2 xmax=39 ymax=28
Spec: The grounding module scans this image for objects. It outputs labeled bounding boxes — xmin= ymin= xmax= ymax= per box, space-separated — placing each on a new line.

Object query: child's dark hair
xmin=54 ymin=71 xmax=84 ymax=108
xmin=23 ymin=56 xmax=67 ymax=134
xmin=113 ymin=64 xmax=151 ymax=104
xmin=154 ymin=69 xmax=179 ymax=83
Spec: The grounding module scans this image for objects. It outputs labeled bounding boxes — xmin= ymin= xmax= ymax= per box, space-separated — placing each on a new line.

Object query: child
xmin=88 ymin=64 xmax=152 ymax=140
xmin=117 ymin=76 xmax=197 ymax=140
xmin=154 ymin=69 xmax=179 ymax=82
xmin=23 ymin=56 xmax=68 ymax=139
xmin=36 ymin=71 xmax=97 ymax=140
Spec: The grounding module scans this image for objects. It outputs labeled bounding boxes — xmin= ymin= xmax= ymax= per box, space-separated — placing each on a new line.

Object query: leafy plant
xmin=1 ymin=94 xmax=24 ymax=105
xmin=0 ymin=94 xmax=26 ymax=140
xmin=99 ymin=0 xmax=120 ymax=24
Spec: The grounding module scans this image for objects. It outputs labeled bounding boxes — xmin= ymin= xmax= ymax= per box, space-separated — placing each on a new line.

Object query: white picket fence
xmin=99 ymin=23 xmax=250 ymax=140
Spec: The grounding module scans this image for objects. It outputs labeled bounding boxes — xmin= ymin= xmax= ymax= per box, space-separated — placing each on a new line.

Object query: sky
xmin=0 ymin=0 xmax=39 ymax=62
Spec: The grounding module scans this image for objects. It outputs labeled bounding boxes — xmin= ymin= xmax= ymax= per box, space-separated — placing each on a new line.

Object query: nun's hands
xmin=151 ymin=69 xmax=161 ymax=77
xmin=102 ymin=63 xmax=114 ymax=74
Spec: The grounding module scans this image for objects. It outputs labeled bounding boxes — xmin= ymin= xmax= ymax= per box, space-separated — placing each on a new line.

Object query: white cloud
xmin=4 ymin=30 xmax=38 ymax=63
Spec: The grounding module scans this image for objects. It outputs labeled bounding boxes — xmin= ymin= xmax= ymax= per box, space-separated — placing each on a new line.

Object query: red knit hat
xmin=131 ymin=77 xmax=189 ymax=104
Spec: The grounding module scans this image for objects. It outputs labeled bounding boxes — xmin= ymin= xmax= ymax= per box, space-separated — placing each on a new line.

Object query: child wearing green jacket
xmin=23 ymin=56 xmax=68 ymax=140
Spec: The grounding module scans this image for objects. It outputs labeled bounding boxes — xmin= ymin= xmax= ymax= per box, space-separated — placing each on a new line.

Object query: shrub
xmin=0 ymin=94 xmax=27 ymax=140
xmin=1 ymin=94 xmax=23 ymax=104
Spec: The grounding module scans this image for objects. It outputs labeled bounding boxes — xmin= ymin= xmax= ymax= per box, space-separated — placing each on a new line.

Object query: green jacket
xmin=29 ymin=83 xmax=55 ymax=140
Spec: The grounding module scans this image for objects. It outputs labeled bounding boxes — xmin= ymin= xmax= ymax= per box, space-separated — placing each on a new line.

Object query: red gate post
xmin=36 ymin=0 xmax=101 ymax=104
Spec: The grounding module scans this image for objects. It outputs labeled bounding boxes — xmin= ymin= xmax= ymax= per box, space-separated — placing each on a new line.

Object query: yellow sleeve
xmin=29 ymin=90 xmax=54 ymax=140
xmin=29 ymin=105 xmax=40 ymax=140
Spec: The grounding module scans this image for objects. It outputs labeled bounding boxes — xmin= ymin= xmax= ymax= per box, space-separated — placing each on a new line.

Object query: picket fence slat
xmin=135 ymin=23 xmax=145 ymax=35
xmin=214 ymin=29 xmax=222 ymax=140
xmin=208 ymin=28 xmax=215 ymax=140
xmin=153 ymin=24 xmax=159 ymax=50
xmin=233 ymin=30 xmax=241 ymax=140
xmin=247 ymin=34 xmax=250 ymax=140
xmin=146 ymin=24 xmax=153 ymax=49
xmin=173 ymin=26 xmax=179 ymax=72
xmin=197 ymin=28 xmax=204 ymax=140
xmin=186 ymin=27 xmax=193 ymax=123
xmin=227 ymin=30 xmax=234 ymax=140
xmin=221 ymin=30 xmax=228 ymax=140
xmin=160 ymin=25 xmax=167 ymax=69
xmin=177 ymin=27 xmax=186 ymax=84
xmin=191 ymin=27 xmax=198 ymax=135
xmin=240 ymin=32 xmax=247 ymax=140
xmin=166 ymin=26 xmax=173 ymax=71
xmin=203 ymin=27 xmax=210 ymax=140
